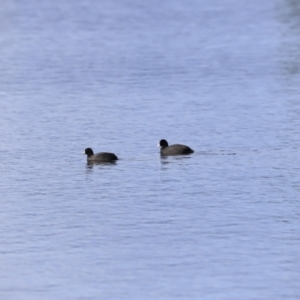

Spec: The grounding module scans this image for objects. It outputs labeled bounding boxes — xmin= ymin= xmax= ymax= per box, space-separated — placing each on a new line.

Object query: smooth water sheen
xmin=1 ymin=0 xmax=300 ymax=299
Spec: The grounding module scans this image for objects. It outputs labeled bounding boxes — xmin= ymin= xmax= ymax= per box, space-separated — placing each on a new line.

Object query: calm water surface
xmin=1 ymin=0 xmax=300 ymax=299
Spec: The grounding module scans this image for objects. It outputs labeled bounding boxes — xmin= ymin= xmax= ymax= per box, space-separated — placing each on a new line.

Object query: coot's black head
xmin=159 ymin=139 xmax=169 ymax=148
xmin=84 ymin=148 xmax=94 ymax=156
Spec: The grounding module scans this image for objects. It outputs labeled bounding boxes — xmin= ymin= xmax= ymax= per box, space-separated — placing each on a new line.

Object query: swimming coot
xmin=158 ymin=139 xmax=194 ymax=156
xmin=83 ymin=148 xmax=118 ymax=162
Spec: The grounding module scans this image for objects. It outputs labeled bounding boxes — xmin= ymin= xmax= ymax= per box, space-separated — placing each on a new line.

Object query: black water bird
xmin=83 ymin=148 xmax=118 ymax=162
xmin=158 ymin=139 xmax=194 ymax=156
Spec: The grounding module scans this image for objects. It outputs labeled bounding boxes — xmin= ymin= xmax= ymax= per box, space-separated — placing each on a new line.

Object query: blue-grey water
xmin=1 ymin=0 xmax=300 ymax=299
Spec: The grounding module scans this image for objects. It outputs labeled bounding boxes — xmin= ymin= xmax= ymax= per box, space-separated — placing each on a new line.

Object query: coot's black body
xmin=83 ymin=148 xmax=118 ymax=162
xmin=158 ymin=139 xmax=194 ymax=156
